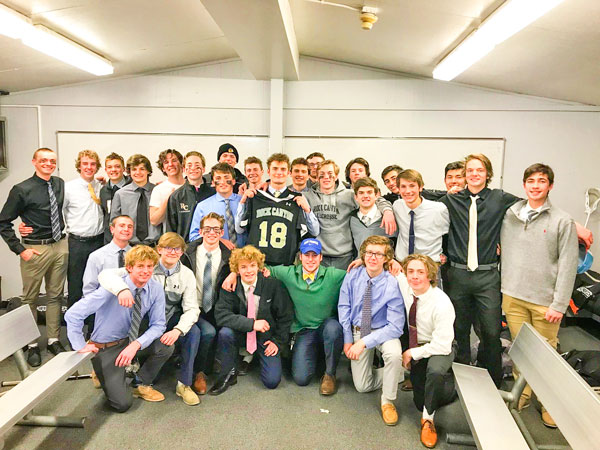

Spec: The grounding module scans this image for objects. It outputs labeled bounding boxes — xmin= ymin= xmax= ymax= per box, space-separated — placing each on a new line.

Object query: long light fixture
xmin=433 ymin=0 xmax=566 ymax=81
xmin=0 ymin=3 xmax=113 ymax=76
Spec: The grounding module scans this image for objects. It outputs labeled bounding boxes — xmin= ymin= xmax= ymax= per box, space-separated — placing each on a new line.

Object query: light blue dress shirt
xmin=82 ymin=241 xmax=131 ymax=296
xmin=188 ymin=192 xmax=244 ymax=245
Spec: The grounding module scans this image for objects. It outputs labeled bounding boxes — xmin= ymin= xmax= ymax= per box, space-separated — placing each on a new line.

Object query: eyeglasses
xmin=202 ymin=226 xmax=222 ymax=234
xmin=364 ymin=251 xmax=386 ymax=260
xmin=162 ymin=247 xmax=183 ymax=254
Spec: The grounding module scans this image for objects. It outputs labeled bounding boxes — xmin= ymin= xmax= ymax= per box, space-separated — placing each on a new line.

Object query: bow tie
xmin=303 ymin=273 xmax=315 ymax=281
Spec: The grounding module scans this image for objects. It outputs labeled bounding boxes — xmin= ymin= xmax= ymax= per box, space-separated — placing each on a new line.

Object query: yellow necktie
xmin=88 ymin=183 xmax=101 ymax=205
xmin=303 ymin=273 xmax=314 ymax=281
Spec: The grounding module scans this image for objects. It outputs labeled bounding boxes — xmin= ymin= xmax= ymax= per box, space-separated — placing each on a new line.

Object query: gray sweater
xmin=349 ymin=210 xmax=396 ymax=253
xmin=500 ymin=198 xmax=578 ymax=313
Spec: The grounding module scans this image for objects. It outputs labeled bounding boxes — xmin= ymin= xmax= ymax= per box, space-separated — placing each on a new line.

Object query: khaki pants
xmin=20 ymin=239 xmax=68 ymax=340
xmin=350 ymin=330 xmax=403 ymax=403
xmin=502 ymin=294 xmax=560 ymax=399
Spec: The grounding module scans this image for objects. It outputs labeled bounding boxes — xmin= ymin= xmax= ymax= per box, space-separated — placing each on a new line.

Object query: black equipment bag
xmin=562 ymin=350 xmax=600 ymax=387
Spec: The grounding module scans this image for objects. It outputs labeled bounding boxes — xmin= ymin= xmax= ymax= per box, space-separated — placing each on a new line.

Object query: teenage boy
xmin=210 ymin=245 xmax=293 ymax=395
xmin=306 ymin=152 xmax=325 ymax=188
xmin=289 ymin=157 xmax=310 ymax=193
xmin=244 ymin=156 xmax=264 ymax=189
xmin=149 ymin=149 xmax=185 ymax=228
xmin=338 ymin=235 xmax=405 ymax=426
xmin=166 ymin=151 xmax=215 ymax=242
xmin=98 ymin=232 xmax=214 ymax=406
xmin=222 ymin=238 xmax=346 ymax=395
xmin=398 ymin=254 xmax=456 ymax=448
xmin=100 ymin=152 xmax=131 ymax=243
xmin=306 ymin=160 xmax=395 ymax=269
xmin=236 ymin=153 xmax=319 ymax=265
xmin=344 ymin=157 xmax=371 ymax=187
xmin=350 ymin=177 xmax=396 ymax=252
xmin=501 ymin=163 xmax=578 ymax=428
xmin=381 ymin=165 xmax=403 ymax=204
xmin=65 ymin=245 xmax=172 ymax=412
xmin=444 ymin=161 xmax=466 ymax=193
xmin=63 ymin=150 xmax=105 ymax=311
xmin=0 ymin=148 xmax=68 ymax=366
xmin=111 ymin=154 xmax=160 ymax=246
xmin=189 ymin=163 xmax=243 ymax=246
xmin=393 ymin=170 xmax=449 ymax=276
xmin=203 ymin=143 xmax=247 ymax=191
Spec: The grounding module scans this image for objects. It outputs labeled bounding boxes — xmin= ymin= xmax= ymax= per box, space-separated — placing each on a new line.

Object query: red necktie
xmin=408 ymin=295 xmax=418 ymax=349
xmin=246 ymin=286 xmax=257 ymax=354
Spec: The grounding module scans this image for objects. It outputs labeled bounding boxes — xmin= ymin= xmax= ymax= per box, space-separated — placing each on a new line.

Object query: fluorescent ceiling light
xmin=0 ymin=3 xmax=31 ymax=39
xmin=22 ymin=25 xmax=113 ymax=76
xmin=433 ymin=0 xmax=566 ymax=81
xmin=0 ymin=4 xmax=113 ymax=76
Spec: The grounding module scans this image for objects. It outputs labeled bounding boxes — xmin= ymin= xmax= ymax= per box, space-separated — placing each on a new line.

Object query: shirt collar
xmin=362 ymin=266 xmax=387 ymax=284
xmin=302 ymin=268 xmax=318 ymax=280
xmin=359 ymin=205 xmax=379 ymax=221
xmin=216 ymin=192 xmax=235 ymax=202
xmin=125 ymin=275 xmax=149 ymax=296
xmin=241 ymin=279 xmax=257 ymax=293
xmin=410 ymin=285 xmax=432 ymax=300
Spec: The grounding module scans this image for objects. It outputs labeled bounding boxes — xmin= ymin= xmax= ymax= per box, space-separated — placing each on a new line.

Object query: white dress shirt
xmin=241 ymin=279 xmax=260 ymax=316
xmin=63 ymin=177 xmax=103 ymax=237
xmin=393 ymin=197 xmax=450 ymax=262
xmin=396 ymin=273 xmax=455 ymax=361
xmin=195 ymin=245 xmax=222 ymax=304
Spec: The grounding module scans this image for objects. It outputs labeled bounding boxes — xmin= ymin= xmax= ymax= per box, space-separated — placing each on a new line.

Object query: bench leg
xmin=446 ymin=433 xmax=476 ymax=447
xmin=17 ymin=414 xmax=86 ymax=428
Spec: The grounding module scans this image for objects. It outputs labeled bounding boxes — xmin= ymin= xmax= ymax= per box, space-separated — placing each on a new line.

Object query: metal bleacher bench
xmin=450 ymin=322 xmax=600 ymax=450
xmin=0 ymin=305 xmax=93 ymax=449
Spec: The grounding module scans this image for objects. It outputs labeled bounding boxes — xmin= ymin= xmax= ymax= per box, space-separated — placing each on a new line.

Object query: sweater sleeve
xmin=551 ymin=218 xmax=579 ymax=313
xmin=174 ymin=268 xmax=201 ymax=335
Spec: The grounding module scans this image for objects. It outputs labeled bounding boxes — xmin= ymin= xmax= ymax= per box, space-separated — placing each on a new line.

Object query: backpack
xmin=562 ymin=350 xmax=600 ymax=387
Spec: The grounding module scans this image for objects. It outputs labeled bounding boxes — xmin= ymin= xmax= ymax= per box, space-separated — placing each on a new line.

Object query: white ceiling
xmin=0 ymin=0 xmax=599 ymax=105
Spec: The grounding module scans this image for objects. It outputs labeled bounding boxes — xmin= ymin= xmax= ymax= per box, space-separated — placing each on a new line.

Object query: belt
xmin=90 ymin=338 xmax=128 ymax=349
xmin=352 ymin=325 xmax=361 ymax=332
xmin=450 ymin=261 xmax=498 ymax=271
xmin=69 ymin=233 xmax=103 ymax=242
xmin=22 ymin=234 xmax=65 ymax=245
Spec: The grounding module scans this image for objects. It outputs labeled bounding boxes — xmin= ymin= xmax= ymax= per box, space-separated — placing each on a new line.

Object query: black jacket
xmin=166 ymin=180 xmax=215 ymax=242
xmin=215 ymin=273 xmax=293 ymax=349
xmin=181 ymin=239 xmax=231 ymax=289
xmin=99 ymin=176 xmax=131 ymax=244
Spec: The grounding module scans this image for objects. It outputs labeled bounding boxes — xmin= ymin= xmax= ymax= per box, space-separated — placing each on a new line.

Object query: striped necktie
xmin=128 ymin=288 xmax=143 ymax=342
xmin=47 ymin=181 xmax=62 ymax=242
xmin=224 ymin=198 xmax=237 ymax=245
xmin=360 ymin=280 xmax=373 ymax=338
xmin=202 ymin=252 xmax=213 ymax=312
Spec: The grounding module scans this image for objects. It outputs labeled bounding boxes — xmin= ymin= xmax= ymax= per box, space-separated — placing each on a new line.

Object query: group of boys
xmin=0 ymin=143 xmax=591 ymax=448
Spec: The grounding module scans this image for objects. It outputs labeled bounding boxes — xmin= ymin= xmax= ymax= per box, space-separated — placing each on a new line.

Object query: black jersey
xmin=241 ymin=189 xmax=307 ymax=265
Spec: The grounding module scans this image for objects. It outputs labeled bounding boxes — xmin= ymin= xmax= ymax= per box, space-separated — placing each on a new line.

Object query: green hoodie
xmin=267 ymin=264 xmax=346 ymax=333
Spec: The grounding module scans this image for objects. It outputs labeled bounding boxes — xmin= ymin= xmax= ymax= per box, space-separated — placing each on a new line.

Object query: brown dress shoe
xmin=319 ymin=374 xmax=337 ymax=396
xmin=420 ymin=419 xmax=438 ymax=448
xmin=132 ymin=385 xmax=165 ymax=402
xmin=381 ymin=403 xmax=398 ymax=426
xmin=91 ymin=370 xmax=102 ymax=389
xmin=193 ymin=372 xmax=207 ymax=395
xmin=541 ymin=407 xmax=557 ymax=428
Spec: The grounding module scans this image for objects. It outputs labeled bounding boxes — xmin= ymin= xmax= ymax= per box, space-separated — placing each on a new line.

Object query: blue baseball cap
xmin=300 ymin=238 xmax=322 ymax=255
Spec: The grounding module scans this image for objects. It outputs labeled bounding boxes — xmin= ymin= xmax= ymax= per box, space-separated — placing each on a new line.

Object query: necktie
xmin=47 ymin=181 xmax=62 ymax=242
xmin=408 ymin=295 xmax=419 ymax=349
xmin=111 ymin=184 xmax=120 ymax=197
xmin=136 ymin=187 xmax=149 ymax=242
xmin=360 ymin=280 xmax=373 ymax=338
xmin=202 ymin=252 xmax=213 ymax=312
xmin=527 ymin=209 xmax=540 ymax=223
xmin=128 ymin=288 xmax=143 ymax=343
xmin=246 ymin=286 xmax=257 ymax=354
xmin=224 ymin=198 xmax=237 ymax=245
xmin=408 ymin=210 xmax=416 ymax=255
xmin=88 ymin=183 xmax=101 ymax=205
xmin=303 ymin=272 xmax=315 ymax=282
xmin=467 ymin=195 xmax=479 ymax=271
xmin=118 ymin=249 xmax=125 ymax=268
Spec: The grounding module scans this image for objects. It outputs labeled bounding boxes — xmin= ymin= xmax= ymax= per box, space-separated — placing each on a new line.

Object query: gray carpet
xmin=1 ymin=323 xmax=596 ymax=449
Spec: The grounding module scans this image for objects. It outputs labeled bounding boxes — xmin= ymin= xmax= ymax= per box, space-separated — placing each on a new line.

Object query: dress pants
xmin=20 ymin=239 xmax=68 ymax=340
xmin=91 ymin=339 xmax=174 ymax=412
xmin=216 ymin=327 xmax=282 ymax=389
xmin=321 ymin=254 xmax=354 ymax=270
xmin=502 ymin=294 xmax=560 ymax=400
xmin=447 ymin=266 xmax=503 ymax=386
xmin=67 ymin=234 xmax=104 ymax=307
xmin=292 ymin=317 xmax=343 ymax=386
xmin=409 ymin=351 xmax=456 ymax=414
xmin=350 ymin=329 xmax=403 ymax=402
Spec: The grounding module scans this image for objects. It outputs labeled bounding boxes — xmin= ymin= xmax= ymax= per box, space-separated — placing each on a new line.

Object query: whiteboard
xmin=56 ymin=132 xmax=269 ymax=182
xmin=284 ymin=138 xmax=505 ymax=190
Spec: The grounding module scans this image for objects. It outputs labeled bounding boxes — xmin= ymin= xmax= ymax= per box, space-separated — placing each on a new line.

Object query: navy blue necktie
xmin=408 ymin=210 xmax=415 ymax=255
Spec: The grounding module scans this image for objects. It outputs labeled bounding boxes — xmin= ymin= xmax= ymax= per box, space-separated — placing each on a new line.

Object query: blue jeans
xmin=216 ymin=327 xmax=282 ymax=389
xmin=292 ymin=317 xmax=343 ymax=386
xmin=167 ymin=314 xmax=216 ymax=386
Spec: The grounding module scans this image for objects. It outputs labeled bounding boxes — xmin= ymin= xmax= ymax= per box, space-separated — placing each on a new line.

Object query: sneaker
xmin=420 ymin=419 xmax=438 ymax=448
xmin=27 ymin=346 xmax=41 ymax=367
xmin=132 ymin=385 xmax=165 ymax=402
xmin=91 ymin=370 xmax=102 ymax=389
xmin=541 ymin=406 xmax=557 ymax=428
xmin=381 ymin=403 xmax=398 ymax=426
xmin=517 ymin=394 xmax=531 ymax=411
xmin=47 ymin=341 xmax=66 ymax=356
xmin=176 ymin=384 xmax=200 ymax=406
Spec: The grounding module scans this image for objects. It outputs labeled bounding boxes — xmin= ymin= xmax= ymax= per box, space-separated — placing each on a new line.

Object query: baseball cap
xmin=300 ymin=238 xmax=322 ymax=255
